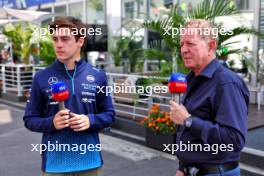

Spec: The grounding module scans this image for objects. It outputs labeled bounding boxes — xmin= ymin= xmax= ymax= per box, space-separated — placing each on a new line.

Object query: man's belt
xmin=183 ymin=162 xmax=238 ymax=176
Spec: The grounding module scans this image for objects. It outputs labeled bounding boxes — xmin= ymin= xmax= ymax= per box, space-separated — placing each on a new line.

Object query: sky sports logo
xmin=59 ymin=86 xmax=66 ymax=91
xmin=177 ymin=76 xmax=185 ymax=81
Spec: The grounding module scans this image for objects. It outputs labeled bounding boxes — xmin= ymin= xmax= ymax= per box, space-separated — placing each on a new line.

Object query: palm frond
xmin=225 ymin=48 xmax=241 ymax=55
xmin=170 ymin=5 xmax=185 ymax=28
xmin=143 ymin=5 xmax=185 ymax=51
xmin=144 ymin=48 xmax=166 ymax=61
xmin=220 ymin=41 xmax=241 ymax=47
xmin=189 ymin=0 xmax=239 ymax=20
xmin=218 ymin=26 xmax=259 ymax=45
xmin=129 ymin=48 xmax=145 ymax=72
xmin=142 ymin=0 xmax=264 ymax=73
xmin=242 ymin=57 xmax=256 ymax=72
xmin=143 ymin=19 xmax=176 ymax=50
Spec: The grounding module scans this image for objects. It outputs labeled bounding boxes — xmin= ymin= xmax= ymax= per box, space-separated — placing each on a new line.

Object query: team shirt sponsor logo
xmin=48 ymin=77 xmax=58 ymax=85
xmin=86 ymin=75 xmax=95 ymax=83
xmin=81 ymin=98 xmax=95 ymax=103
xmin=81 ymin=91 xmax=95 ymax=96
xmin=81 ymin=83 xmax=97 ymax=91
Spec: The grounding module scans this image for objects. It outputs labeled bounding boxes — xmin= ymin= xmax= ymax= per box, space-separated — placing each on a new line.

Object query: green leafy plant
xmin=39 ymin=39 xmax=56 ymax=66
xmin=143 ymin=5 xmax=184 ymax=73
xmin=143 ymin=0 xmax=263 ymax=72
xmin=110 ymin=30 xmax=144 ymax=72
xmin=110 ymin=37 xmax=130 ymax=66
xmin=3 ymin=23 xmax=55 ymax=65
xmin=3 ymin=23 xmax=33 ymax=64
xmin=126 ymin=41 xmax=144 ymax=72
xmin=89 ymin=0 xmax=103 ymax=11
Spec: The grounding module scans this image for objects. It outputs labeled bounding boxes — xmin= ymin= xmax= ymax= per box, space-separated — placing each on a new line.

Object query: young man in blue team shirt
xmin=23 ymin=16 xmax=115 ymax=176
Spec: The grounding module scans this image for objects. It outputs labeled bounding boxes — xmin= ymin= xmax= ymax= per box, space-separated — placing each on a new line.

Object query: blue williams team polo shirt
xmin=176 ymin=59 xmax=249 ymax=167
xmin=23 ymin=59 xmax=115 ymax=173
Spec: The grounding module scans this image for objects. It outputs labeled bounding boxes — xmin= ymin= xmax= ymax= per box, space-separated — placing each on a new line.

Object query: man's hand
xmin=69 ymin=112 xmax=90 ymax=131
xmin=170 ymin=100 xmax=190 ymax=125
xmin=175 ymin=170 xmax=185 ymax=176
xmin=53 ymin=109 xmax=70 ymax=130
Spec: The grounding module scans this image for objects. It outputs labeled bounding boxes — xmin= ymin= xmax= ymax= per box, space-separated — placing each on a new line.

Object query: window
xmin=150 ymin=0 xmax=169 ymax=20
xmin=214 ymin=0 xmax=249 ymax=10
xmin=40 ymin=7 xmax=52 ymax=25
xmin=69 ymin=2 xmax=83 ymax=19
xmin=41 ymin=8 xmax=52 ymax=12
xmin=125 ymin=2 xmax=134 ymax=19
xmin=235 ymin=0 xmax=249 ymax=10
xmin=86 ymin=0 xmax=105 ymax=24
xmin=54 ymin=5 xmax=66 ymax=15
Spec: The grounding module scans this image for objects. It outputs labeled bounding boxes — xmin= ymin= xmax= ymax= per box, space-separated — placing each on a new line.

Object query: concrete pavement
xmin=0 ymin=103 xmax=177 ymax=176
xmin=0 ymin=102 xmax=263 ymax=176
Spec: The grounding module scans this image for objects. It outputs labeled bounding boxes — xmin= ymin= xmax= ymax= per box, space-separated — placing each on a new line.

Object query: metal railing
xmin=32 ymin=66 xmax=264 ymax=115
xmin=248 ymin=85 xmax=264 ymax=110
xmin=32 ymin=67 xmax=173 ymax=120
xmin=106 ymin=73 xmax=172 ymax=121
xmin=0 ymin=64 xmax=34 ymax=96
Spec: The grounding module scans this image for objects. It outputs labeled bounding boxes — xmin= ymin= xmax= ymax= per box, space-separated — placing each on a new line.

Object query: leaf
xmin=189 ymin=0 xmax=239 ymax=20
xmin=4 ymin=23 xmax=15 ymax=32
xmin=218 ymin=26 xmax=259 ymax=45
xmin=143 ymin=9 xmax=184 ymax=52
xmin=144 ymin=48 xmax=166 ymax=61
xmin=243 ymin=58 xmax=256 ymax=72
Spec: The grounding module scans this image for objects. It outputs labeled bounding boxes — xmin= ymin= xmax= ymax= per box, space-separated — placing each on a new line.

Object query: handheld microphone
xmin=51 ymin=82 xmax=69 ymax=110
xmin=168 ymin=73 xmax=187 ymax=104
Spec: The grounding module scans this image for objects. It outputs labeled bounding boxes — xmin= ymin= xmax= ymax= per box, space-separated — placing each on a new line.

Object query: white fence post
xmin=17 ymin=66 xmax=22 ymax=96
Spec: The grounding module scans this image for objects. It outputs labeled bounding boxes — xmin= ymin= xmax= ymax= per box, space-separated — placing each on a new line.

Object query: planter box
xmin=145 ymin=128 xmax=176 ymax=154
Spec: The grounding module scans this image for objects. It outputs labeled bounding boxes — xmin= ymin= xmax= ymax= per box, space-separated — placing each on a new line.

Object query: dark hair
xmin=49 ymin=16 xmax=87 ymax=52
xmin=49 ymin=16 xmax=87 ymax=40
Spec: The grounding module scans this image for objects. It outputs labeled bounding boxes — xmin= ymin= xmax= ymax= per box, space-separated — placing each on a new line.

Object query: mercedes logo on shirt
xmin=48 ymin=77 xmax=58 ymax=85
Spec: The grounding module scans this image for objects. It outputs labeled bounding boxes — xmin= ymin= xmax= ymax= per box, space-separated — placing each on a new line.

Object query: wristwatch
xmin=184 ymin=116 xmax=193 ymax=128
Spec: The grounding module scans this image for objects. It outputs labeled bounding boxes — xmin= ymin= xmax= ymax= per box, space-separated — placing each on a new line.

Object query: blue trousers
xmin=203 ymin=166 xmax=240 ymax=176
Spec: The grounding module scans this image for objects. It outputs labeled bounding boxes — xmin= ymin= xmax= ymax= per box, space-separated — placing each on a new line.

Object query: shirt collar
xmin=187 ymin=58 xmax=220 ymax=79
xmin=54 ymin=58 xmax=85 ymax=71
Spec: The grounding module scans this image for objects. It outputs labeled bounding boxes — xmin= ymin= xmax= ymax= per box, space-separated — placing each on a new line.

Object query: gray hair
xmin=181 ymin=19 xmax=218 ymax=42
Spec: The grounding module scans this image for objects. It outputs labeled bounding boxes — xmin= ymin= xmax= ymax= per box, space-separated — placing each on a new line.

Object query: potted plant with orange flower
xmin=142 ymin=104 xmax=176 ymax=153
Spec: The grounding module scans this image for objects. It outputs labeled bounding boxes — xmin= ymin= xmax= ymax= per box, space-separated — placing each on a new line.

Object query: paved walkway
xmin=248 ymin=104 xmax=264 ymax=129
xmin=0 ymin=102 xmax=262 ymax=176
xmin=0 ymin=103 xmax=177 ymax=176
